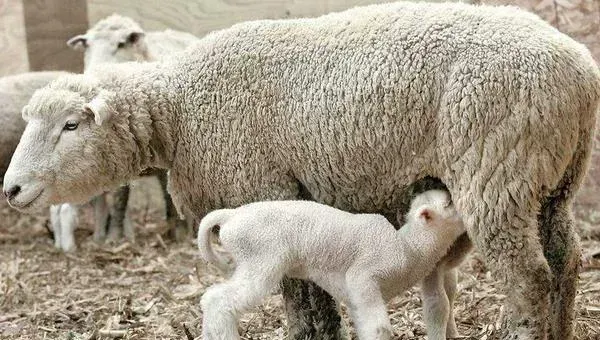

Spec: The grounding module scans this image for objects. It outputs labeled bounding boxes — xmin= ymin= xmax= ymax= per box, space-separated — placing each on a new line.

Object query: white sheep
xmin=0 ymin=71 xmax=116 ymax=251
xmin=4 ymin=2 xmax=600 ymax=339
xmin=67 ymin=14 xmax=198 ymax=69
xmin=198 ymin=190 xmax=465 ymax=340
xmin=50 ymin=14 xmax=200 ymax=251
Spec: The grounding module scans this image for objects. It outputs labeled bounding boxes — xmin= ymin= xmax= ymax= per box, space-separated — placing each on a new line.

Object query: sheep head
xmin=67 ymin=14 xmax=149 ymax=71
xmin=406 ymin=189 xmax=464 ymax=236
xmin=2 ymin=74 xmax=134 ymax=213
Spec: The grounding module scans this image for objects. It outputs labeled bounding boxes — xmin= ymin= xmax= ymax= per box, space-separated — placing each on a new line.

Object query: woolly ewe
xmin=4 ymin=2 xmax=599 ymax=338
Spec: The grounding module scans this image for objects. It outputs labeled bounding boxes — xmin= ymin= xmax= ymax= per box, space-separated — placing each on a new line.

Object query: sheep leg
xmin=49 ymin=205 xmax=63 ymax=249
xmin=200 ymin=265 xmax=280 ymax=340
xmin=421 ymin=266 xmax=449 ymax=340
xmin=345 ymin=275 xmax=392 ymax=340
xmin=91 ymin=194 xmax=109 ymax=243
xmin=443 ymin=268 xmax=459 ymax=338
xmin=157 ymin=170 xmax=189 ymax=241
xmin=538 ymin=198 xmax=580 ymax=340
xmin=451 ymin=185 xmax=551 ymax=340
xmin=56 ymin=204 xmax=78 ymax=252
xmin=422 ymin=233 xmax=470 ymax=339
xmin=281 ymin=277 xmax=346 ymax=340
xmin=107 ymin=185 xmax=131 ymax=242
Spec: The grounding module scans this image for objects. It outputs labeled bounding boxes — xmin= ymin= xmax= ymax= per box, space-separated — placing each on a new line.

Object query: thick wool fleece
xmin=0 ymin=71 xmax=68 ymax=180
xmin=6 ymin=2 xmax=600 ymax=339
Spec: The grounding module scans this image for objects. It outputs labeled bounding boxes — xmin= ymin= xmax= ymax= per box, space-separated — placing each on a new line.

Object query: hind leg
xmin=200 ymin=264 xmax=282 ymax=340
xmin=538 ymin=199 xmax=581 ymax=340
xmin=451 ymin=185 xmax=551 ymax=340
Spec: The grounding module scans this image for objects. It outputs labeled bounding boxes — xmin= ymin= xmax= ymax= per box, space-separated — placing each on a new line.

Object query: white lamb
xmin=198 ymin=190 xmax=465 ymax=340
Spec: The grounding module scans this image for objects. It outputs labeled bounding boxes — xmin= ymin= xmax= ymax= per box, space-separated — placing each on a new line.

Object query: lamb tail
xmin=197 ymin=208 xmax=235 ymax=272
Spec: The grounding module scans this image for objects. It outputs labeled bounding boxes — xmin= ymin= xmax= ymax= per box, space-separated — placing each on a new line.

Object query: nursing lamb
xmin=4 ymin=2 xmax=599 ymax=339
xmin=198 ymin=190 xmax=464 ymax=340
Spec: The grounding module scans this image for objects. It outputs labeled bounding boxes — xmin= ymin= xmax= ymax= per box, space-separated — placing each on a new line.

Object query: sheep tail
xmin=197 ymin=208 xmax=235 ymax=272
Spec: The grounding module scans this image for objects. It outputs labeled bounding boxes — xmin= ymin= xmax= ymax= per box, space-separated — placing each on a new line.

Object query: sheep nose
xmin=3 ymin=185 xmax=21 ymax=200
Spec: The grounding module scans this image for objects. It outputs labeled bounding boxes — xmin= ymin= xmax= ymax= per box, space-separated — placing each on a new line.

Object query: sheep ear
xmin=84 ymin=93 xmax=113 ymax=125
xmin=21 ymin=104 xmax=30 ymax=121
xmin=127 ymin=31 xmax=145 ymax=45
xmin=416 ymin=207 xmax=436 ymax=224
xmin=67 ymin=34 xmax=88 ymax=51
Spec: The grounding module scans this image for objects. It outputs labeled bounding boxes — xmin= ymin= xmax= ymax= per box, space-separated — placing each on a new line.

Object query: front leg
xmin=281 ymin=278 xmax=347 ymax=340
xmin=91 ymin=194 xmax=109 ymax=243
xmin=156 ymin=169 xmax=190 ymax=241
xmin=444 ymin=268 xmax=459 ymax=338
xmin=107 ymin=185 xmax=132 ymax=242
xmin=421 ymin=266 xmax=450 ymax=340
xmin=344 ymin=274 xmax=392 ymax=340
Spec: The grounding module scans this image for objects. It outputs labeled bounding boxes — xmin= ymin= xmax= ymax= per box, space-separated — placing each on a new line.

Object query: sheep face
xmin=67 ymin=14 xmax=149 ymax=71
xmin=3 ymin=76 xmax=126 ymax=213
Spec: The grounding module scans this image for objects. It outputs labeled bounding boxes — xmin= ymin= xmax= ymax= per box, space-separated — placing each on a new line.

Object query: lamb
xmin=198 ymin=190 xmax=465 ymax=340
xmin=50 ymin=14 xmax=200 ymax=251
xmin=4 ymin=2 xmax=599 ymax=339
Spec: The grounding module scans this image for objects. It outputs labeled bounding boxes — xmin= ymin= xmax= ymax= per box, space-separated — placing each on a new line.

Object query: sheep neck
xmin=104 ymin=65 xmax=179 ymax=173
xmin=383 ymin=224 xmax=456 ymax=293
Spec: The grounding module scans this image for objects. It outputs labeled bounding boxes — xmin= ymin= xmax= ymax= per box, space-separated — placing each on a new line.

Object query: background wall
xmin=0 ymin=0 xmax=28 ymax=75
xmin=0 ymin=0 xmax=599 ymax=224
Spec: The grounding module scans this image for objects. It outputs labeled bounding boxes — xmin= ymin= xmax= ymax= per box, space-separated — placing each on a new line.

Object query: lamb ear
xmin=416 ymin=206 xmax=436 ymax=224
xmin=67 ymin=34 xmax=88 ymax=51
xmin=84 ymin=92 xmax=114 ymax=125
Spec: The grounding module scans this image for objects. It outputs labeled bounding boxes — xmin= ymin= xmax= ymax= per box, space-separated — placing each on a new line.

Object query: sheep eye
xmin=117 ymin=42 xmax=126 ymax=49
xmin=63 ymin=121 xmax=79 ymax=131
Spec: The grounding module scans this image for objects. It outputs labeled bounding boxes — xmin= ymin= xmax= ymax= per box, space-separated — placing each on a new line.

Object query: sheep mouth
xmin=9 ymin=189 xmax=44 ymax=210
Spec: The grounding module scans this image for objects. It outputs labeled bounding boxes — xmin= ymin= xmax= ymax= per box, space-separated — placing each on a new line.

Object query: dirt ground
xmin=0 ymin=177 xmax=599 ymax=340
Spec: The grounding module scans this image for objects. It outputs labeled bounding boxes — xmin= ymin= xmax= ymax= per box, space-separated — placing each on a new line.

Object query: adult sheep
xmin=0 ymin=71 xmax=116 ymax=251
xmin=4 ymin=2 xmax=599 ymax=339
xmin=52 ymin=14 xmax=200 ymax=250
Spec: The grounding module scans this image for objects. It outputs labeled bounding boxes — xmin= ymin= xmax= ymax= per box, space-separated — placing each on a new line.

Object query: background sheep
xmin=50 ymin=14 xmax=200 ymax=251
xmin=198 ymin=190 xmax=465 ymax=340
xmin=0 ymin=72 xmax=68 ymax=182
xmin=67 ymin=14 xmax=199 ymax=69
xmin=4 ymin=2 xmax=599 ymax=339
